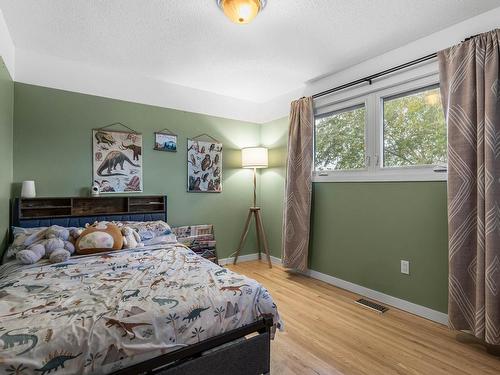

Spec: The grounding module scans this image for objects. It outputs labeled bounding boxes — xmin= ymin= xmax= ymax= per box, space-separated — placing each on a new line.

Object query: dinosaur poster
xmin=187 ymin=139 xmax=222 ymax=193
xmin=93 ymin=129 xmax=143 ymax=193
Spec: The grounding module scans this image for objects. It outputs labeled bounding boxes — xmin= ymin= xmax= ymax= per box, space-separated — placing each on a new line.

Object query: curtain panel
xmin=282 ymin=97 xmax=314 ymax=271
xmin=439 ymin=29 xmax=500 ymax=345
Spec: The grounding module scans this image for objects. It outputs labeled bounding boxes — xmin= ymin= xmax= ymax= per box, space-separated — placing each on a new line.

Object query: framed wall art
xmin=154 ymin=129 xmax=177 ymax=152
xmin=92 ymin=124 xmax=143 ymax=193
xmin=187 ymin=134 xmax=222 ymax=193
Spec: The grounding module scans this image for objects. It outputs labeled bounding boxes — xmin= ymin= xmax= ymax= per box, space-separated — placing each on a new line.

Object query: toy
xmin=91 ymin=182 xmax=100 ymax=196
xmin=16 ymin=225 xmax=76 ymax=264
xmin=76 ymin=222 xmax=123 ymax=255
xmin=70 ymin=228 xmax=84 ymax=243
xmin=121 ymin=226 xmax=143 ymax=249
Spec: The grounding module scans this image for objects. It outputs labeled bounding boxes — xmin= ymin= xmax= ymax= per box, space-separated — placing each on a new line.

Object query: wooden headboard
xmin=11 ymin=195 xmax=167 ymax=229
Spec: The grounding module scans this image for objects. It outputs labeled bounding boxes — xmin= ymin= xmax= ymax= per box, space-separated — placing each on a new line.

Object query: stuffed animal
xmin=121 ymin=226 xmax=143 ymax=249
xmin=16 ymin=225 xmax=76 ymax=264
xmin=70 ymin=228 xmax=84 ymax=243
xmin=76 ymin=222 xmax=123 ymax=255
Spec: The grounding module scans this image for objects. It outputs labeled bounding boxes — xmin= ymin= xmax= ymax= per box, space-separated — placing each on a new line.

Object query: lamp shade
xmin=217 ymin=0 xmax=265 ymax=24
xmin=242 ymin=147 xmax=268 ymax=168
xmin=21 ymin=180 xmax=36 ymax=198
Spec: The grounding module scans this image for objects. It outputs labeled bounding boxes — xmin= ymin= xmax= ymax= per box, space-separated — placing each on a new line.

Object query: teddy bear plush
xmin=121 ymin=226 xmax=143 ymax=249
xmin=75 ymin=222 xmax=124 ymax=255
xmin=16 ymin=225 xmax=76 ymax=264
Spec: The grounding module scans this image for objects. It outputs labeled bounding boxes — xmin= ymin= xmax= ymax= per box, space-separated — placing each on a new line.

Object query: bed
xmin=0 ymin=196 xmax=280 ymax=375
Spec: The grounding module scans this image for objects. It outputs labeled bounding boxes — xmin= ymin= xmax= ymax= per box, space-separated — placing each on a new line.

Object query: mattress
xmin=0 ymin=244 xmax=280 ymax=374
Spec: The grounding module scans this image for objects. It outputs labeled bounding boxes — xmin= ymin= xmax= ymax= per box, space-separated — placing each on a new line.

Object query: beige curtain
xmin=439 ymin=29 xmax=500 ymax=345
xmin=282 ymin=97 xmax=314 ymax=271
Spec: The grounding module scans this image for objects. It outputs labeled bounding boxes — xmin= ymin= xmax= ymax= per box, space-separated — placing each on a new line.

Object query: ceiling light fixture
xmin=217 ymin=0 xmax=267 ymax=24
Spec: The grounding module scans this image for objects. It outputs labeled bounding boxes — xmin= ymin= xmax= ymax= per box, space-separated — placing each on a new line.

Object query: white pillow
xmin=142 ymin=233 xmax=178 ymax=246
xmin=114 ymin=221 xmax=173 ymax=242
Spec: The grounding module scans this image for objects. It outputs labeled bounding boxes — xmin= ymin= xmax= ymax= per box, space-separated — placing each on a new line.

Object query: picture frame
xmin=154 ymin=131 xmax=178 ymax=152
xmin=187 ymin=137 xmax=223 ymax=193
xmin=92 ymin=128 xmax=143 ymax=193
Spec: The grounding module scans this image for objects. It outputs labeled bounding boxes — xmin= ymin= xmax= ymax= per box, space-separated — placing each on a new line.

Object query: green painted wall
xmin=260 ymin=116 xmax=449 ymax=313
xmin=11 ymin=83 xmax=449 ymax=312
xmin=0 ymin=58 xmax=13 ymax=254
xmin=12 ymin=83 xmax=261 ymax=259
xmin=260 ymin=117 xmax=288 ymax=258
xmin=310 ymin=182 xmax=448 ymax=312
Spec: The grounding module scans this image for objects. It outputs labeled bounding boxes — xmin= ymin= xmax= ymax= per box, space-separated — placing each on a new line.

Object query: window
xmin=315 ymin=104 xmax=366 ymax=171
xmin=313 ymin=73 xmax=447 ymax=182
xmin=383 ymin=85 xmax=446 ymax=168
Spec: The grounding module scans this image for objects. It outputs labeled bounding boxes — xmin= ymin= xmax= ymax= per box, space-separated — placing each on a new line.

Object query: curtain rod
xmin=311 ymin=33 xmax=481 ymax=100
xmin=311 ymin=52 xmax=437 ymax=100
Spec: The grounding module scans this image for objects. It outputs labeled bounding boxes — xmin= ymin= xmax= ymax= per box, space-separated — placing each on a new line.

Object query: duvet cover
xmin=0 ymin=244 xmax=280 ymax=374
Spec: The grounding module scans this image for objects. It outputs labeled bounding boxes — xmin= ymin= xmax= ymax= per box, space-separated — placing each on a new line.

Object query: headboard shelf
xmin=22 ymin=205 xmax=73 ymax=210
xmin=12 ymin=195 xmax=167 ymax=229
xmin=129 ymin=202 xmax=164 ymax=206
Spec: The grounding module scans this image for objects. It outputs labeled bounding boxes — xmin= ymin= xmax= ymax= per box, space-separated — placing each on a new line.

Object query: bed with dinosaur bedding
xmin=0 ymin=197 xmax=280 ymax=375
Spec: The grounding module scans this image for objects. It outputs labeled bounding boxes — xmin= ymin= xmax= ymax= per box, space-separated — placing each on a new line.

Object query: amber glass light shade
xmin=220 ymin=0 xmax=261 ymax=24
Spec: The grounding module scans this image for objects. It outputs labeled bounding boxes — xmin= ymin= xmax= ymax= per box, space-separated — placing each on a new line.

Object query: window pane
xmin=383 ymin=86 xmax=446 ymax=167
xmin=315 ymin=105 xmax=366 ymax=171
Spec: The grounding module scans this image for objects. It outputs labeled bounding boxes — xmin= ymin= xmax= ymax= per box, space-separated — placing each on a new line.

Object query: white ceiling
xmin=1 ymin=0 xmax=500 ymax=104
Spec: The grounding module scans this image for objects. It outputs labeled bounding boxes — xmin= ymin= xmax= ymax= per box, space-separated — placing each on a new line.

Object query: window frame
xmin=313 ymin=71 xmax=447 ymax=182
xmin=314 ymin=98 xmax=370 ymax=174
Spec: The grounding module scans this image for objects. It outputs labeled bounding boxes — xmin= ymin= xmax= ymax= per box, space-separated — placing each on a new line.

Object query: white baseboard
xmin=222 ymin=253 xmax=448 ymax=325
xmin=304 ymin=268 xmax=448 ymax=325
xmin=218 ymin=253 xmax=259 ymax=265
xmin=219 ymin=253 xmax=283 ymax=266
xmin=270 ymin=255 xmax=283 ymax=265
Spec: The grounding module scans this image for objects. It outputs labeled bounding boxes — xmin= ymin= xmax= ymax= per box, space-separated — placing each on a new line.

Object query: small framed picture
xmin=154 ymin=132 xmax=177 ymax=152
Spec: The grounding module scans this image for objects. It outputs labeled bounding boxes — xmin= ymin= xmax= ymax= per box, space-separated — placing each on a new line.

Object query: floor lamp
xmin=233 ymin=147 xmax=272 ymax=268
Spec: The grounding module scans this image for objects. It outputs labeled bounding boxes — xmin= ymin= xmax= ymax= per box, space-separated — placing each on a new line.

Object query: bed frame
xmin=10 ymin=196 xmax=273 ymax=375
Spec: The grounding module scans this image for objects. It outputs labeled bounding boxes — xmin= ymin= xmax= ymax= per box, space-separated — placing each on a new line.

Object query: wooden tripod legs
xmin=233 ymin=207 xmax=272 ymax=268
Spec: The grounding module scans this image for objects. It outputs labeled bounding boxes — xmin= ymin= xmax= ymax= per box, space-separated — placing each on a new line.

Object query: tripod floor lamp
xmin=233 ymin=147 xmax=272 ymax=268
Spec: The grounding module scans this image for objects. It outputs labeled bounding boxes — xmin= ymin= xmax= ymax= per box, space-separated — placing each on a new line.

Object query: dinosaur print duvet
xmin=0 ymin=244 xmax=280 ymax=374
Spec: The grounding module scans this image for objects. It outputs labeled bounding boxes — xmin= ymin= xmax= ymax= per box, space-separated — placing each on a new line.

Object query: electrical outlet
xmin=401 ymin=260 xmax=410 ymax=275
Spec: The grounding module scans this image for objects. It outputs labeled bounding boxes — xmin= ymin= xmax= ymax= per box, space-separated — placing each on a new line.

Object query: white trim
xmin=269 ymin=255 xmax=282 ymax=265
xmin=221 ymin=253 xmax=447 ymax=324
xmin=313 ymin=73 xmax=448 ymax=183
xmin=218 ymin=253 xmax=259 ymax=265
xmin=313 ymin=168 xmax=447 ymax=182
xmin=218 ymin=253 xmax=282 ymax=266
xmin=313 ymin=63 xmax=439 ymax=116
xmin=303 ymin=268 xmax=448 ymax=325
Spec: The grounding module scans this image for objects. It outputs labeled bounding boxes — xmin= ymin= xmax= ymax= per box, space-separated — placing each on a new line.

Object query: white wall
xmin=4 ymin=6 xmax=500 ymax=123
xmin=262 ymin=6 xmax=500 ymax=122
xmin=14 ymin=48 xmax=265 ymax=124
xmin=0 ymin=8 xmax=15 ymax=79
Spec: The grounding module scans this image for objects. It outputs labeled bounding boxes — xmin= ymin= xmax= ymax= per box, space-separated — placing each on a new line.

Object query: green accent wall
xmin=260 ymin=116 xmax=449 ymax=313
xmin=310 ymin=182 xmax=448 ymax=312
xmin=0 ymin=58 xmax=13 ymax=253
xmin=11 ymin=84 xmax=449 ymax=312
xmin=260 ymin=117 xmax=288 ymax=258
xmin=12 ymin=83 xmax=261 ymax=258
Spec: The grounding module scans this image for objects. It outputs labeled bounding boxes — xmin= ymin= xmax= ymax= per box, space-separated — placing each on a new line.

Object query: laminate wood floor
xmin=227 ymin=261 xmax=500 ymax=375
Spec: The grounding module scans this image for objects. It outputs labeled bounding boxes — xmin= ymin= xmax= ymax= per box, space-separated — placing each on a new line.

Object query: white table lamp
xmin=21 ymin=180 xmax=36 ymax=198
